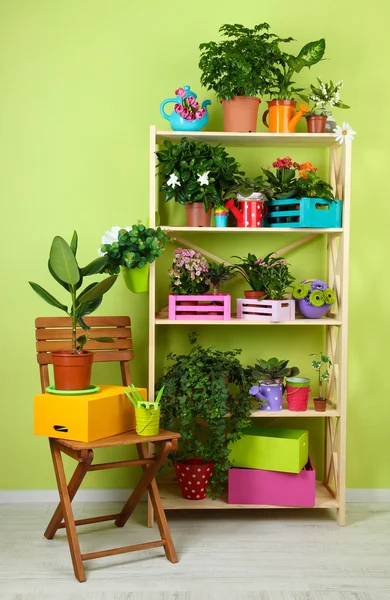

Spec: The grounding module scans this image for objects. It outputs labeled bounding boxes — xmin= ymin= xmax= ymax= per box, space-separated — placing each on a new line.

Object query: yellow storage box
xmin=34 ymin=385 xmax=147 ymax=442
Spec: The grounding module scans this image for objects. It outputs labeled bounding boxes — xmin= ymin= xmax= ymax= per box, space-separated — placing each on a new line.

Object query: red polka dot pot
xmin=174 ymin=459 xmax=214 ymax=500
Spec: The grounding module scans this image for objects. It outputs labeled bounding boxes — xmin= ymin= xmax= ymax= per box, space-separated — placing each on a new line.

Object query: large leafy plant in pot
xmin=158 ymin=333 xmax=251 ymax=499
xmin=199 ymin=23 xmax=283 ymax=132
xmin=156 ymin=137 xmax=243 ymax=226
xmin=29 ymin=232 xmax=117 ymax=390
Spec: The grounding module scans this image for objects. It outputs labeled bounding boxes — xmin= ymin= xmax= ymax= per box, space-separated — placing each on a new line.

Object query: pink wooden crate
xmin=168 ymin=294 xmax=231 ymax=320
xmin=228 ymin=458 xmax=315 ymax=506
xmin=228 ymin=458 xmax=316 ymax=506
xmin=236 ymin=298 xmax=295 ymax=322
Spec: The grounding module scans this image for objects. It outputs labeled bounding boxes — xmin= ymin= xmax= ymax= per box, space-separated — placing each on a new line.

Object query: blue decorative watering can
xmin=160 ymin=85 xmax=211 ymax=132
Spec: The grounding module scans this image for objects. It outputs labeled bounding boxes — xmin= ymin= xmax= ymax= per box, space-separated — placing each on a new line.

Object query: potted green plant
xmin=263 ymin=157 xmax=336 ymax=201
xmin=158 ymin=333 xmax=252 ymax=499
xmin=199 ymin=23 xmax=283 ymax=132
xmin=206 ymin=262 xmax=236 ymax=295
xmin=232 ymin=252 xmax=294 ymax=299
xmin=29 ymin=232 xmax=118 ymax=391
xmin=298 ymin=77 xmax=350 ymax=133
xmin=231 ymin=253 xmax=267 ymax=299
xmin=309 ymin=352 xmax=332 ymax=411
xmin=99 ymin=223 xmax=170 ymax=293
xmin=247 ymin=357 xmax=301 ymax=412
xmin=156 ymin=137 xmax=244 ymax=227
xmin=263 ymin=38 xmax=326 ymax=133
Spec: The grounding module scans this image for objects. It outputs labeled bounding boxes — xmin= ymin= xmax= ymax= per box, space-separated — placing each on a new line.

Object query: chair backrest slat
xmin=35 ymin=316 xmax=134 ymax=388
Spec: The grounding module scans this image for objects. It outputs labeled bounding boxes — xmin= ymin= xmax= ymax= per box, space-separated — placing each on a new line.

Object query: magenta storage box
xmin=228 ymin=458 xmax=315 ymax=506
xmin=168 ymin=294 xmax=231 ymax=320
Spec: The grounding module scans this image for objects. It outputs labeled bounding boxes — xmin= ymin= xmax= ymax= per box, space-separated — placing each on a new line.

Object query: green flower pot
xmin=121 ymin=264 xmax=149 ymax=293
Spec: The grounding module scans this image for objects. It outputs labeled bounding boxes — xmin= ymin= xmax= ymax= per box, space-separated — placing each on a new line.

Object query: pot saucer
xmin=45 ymin=385 xmax=100 ymax=396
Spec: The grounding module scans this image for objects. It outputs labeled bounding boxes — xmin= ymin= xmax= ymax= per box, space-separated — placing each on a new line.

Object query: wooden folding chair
xmin=35 ymin=316 xmax=180 ymax=582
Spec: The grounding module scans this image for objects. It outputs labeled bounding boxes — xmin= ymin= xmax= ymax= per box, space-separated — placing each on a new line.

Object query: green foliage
xmin=263 ymin=159 xmax=336 ymax=201
xmin=232 ymin=252 xmax=295 ymax=298
xmin=206 ymin=262 xmax=236 ymax=295
xmin=247 ymin=357 xmax=300 ymax=384
xmin=269 ymin=38 xmax=326 ymax=100
xmin=199 ymin=23 xmax=289 ymax=101
xmin=156 ymin=137 xmax=244 ymax=212
xmin=309 ymin=352 xmax=332 ymax=399
xmin=158 ymin=333 xmax=252 ymax=499
xmin=101 ymin=224 xmax=171 ymax=276
xmin=29 ymin=231 xmax=117 ymax=353
xmin=299 ymin=77 xmax=350 ymax=117
xmin=228 ymin=175 xmax=273 ymax=200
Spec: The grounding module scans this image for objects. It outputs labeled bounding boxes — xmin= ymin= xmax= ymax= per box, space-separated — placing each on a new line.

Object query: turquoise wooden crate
xmin=265 ymin=197 xmax=342 ymax=228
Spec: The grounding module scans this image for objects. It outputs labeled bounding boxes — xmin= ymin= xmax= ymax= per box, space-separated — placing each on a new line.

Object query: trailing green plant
xmin=232 ymin=252 xmax=294 ymax=298
xmin=309 ymin=352 xmax=332 ymax=399
xmin=29 ymin=232 xmax=117 ymax=354
xmin=156 ymin=137 xmax=244 ymax=211
xmin=199 ymin=23 xmax=285 ymax=100
xmin=99 ymin=224 xmax=170 ymax=275
xmin=158 ymin=333 xmax=252 ymax=499
xmin=299 ymin=76 xmax=350 ymax=117
xmin=247 ymin=357 xmax=300 ymax=384
xmin=206 ymin=262 xmax=236 ymax=295
xmin=269 ymin=38 xmax=326 ymax=100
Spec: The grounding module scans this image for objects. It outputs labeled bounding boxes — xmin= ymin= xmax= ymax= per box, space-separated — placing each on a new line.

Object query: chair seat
xmin=54 ymin=429 xmax=180 ymax=451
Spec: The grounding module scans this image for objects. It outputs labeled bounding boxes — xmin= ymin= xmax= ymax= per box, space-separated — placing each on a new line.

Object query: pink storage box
xmin=228 ymin=458 xmax=315 ymax=506
xmin=168 ymin=294 xmax=231 ymax=320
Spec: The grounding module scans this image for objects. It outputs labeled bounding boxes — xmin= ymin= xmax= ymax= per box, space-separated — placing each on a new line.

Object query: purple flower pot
xmin=249 ymin=383 xmax=283 ymax=411
xmin=297 ymin=299 xmax=331 ymax=319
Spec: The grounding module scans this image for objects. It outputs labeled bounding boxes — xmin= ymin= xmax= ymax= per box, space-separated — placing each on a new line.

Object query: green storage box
xmin=229 ymin=426 xmax=309 ymax=474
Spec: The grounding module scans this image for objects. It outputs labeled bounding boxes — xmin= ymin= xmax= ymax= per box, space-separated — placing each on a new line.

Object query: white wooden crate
xmin=237 ymin=298 xmax=296 ymax=322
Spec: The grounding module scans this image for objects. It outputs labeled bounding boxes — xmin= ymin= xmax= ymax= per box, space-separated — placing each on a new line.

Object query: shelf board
xmin=160 ymin=226 xmax=343 ymax=234
xmin=159 ymin=481 xmax=339 ymax=510
xmin=250 ymin=406 xmax=339 ymax=417
xmin=155 ymin=316 xmax=342 ymax=326
xmin=156 ymin=130 xmax=338 ymax=148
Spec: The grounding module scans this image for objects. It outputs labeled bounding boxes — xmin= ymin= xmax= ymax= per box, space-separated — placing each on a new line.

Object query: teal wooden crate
xmin=265 ymin=197 xmax=342 ymax=228
xmin=228 ymin=426 xmax=308 ymax=474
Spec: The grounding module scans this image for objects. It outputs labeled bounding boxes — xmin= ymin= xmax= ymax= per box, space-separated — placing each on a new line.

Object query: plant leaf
xmin=29 ymin=282 xmax=68 ymax=312
xmin=47 ymin=259 xmax=70 ymax=291
xmin=76 ymin=296 xmax=102 ymax=319
xmin=49 ymin=236 xmax=80 ymax=285
xmin=70 ymin=231 xmax=78 ymax=256
xmin=90 ymin=337 xmax=114 ymax=343
xmin=81 ymin=256 xmax=108 ymax=276
xmin=77 ymin=275 xmax=117 ymax=304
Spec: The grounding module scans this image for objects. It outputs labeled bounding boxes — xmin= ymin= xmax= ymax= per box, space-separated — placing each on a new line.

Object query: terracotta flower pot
xmin=185 ymin=203 xmax=211 ymax=227
xmin=51 ymin=350 xmax=94 ymax=391
xmin=221 ymin=96 xmax=260 ymax=132
xmin=306 ymin=115 xmax=327 ymax=133
xmin=313 ymin=397 xmax=327 ymax=412
xmin=244 ymin=290 xmax=266 ymax=299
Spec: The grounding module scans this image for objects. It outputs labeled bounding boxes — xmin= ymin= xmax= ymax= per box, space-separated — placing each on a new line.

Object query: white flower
xmin=197 ymin=171 xmax=210 ymax=186
xmin=167 ymin=173 xmax=181 ymax=189
xmin=98 ymin=226 xmax=131 ymax=254
xmin=333 ymin=122 xmax=356 ymax=144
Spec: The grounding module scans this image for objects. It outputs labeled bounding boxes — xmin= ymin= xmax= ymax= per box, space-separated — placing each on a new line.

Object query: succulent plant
xmin=247 ymin=357 xmax=300 ymax=384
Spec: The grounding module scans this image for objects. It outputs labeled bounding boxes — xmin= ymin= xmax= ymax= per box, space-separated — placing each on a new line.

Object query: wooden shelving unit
xmin=148 ymin=126 xmax=351 ymax=526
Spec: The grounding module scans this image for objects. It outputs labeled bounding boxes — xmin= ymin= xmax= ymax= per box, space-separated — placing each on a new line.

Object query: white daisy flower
xmin=197 ymin=171 xmax=210 ymax=186
xmin=333 ymin=122 xmax=356 ymax=144
xmin=167 ymin=173 xmax=181 ymax=189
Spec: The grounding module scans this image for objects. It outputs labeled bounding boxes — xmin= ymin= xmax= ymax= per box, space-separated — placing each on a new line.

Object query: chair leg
xmin=45 ymin=445 xmax=94 ymax=540
xmin=48 ymin=439 xmax=86 ymax=583
xmin=137 ymin=443 xmax=178 ymax=563
xmin=114 ymin=440 xmax=172 ymax=529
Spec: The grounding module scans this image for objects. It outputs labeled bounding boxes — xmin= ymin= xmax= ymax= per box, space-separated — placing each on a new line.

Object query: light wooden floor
xmin=0 ymin=502 xmax=389 ymax=600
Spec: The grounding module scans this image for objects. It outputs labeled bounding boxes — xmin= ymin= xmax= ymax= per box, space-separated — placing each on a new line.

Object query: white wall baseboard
xmin=0 ymin=489 xmax=134 ymax=503
xmin=346 ymin=488 xmax=390 ymax=502
xmin=1 ymin=488 xmax=390 ymax=504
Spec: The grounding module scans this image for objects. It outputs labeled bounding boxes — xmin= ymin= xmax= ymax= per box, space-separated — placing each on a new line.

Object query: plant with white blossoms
xmin=299 ymin=77 xmax=350 ymax=117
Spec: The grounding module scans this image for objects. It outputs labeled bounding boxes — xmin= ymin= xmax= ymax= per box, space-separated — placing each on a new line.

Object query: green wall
xmin=0 ymin=0 xmax=389 ymax=490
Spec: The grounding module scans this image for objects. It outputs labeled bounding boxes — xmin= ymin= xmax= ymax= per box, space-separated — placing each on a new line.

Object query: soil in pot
xmin=306 ymin=115 xmax=327 ymax=133
xmin=313 ymin=397 xmax=327 ymax=412
xmin=174 ymin=459 xmax=214 ymax=500
xmin=185 ymin=203 xmax=211 ymax=227
xmin=52 ymin=350 xmax=94 ymax=391
xmin=221 ymin=96 xmax=260 ymax=132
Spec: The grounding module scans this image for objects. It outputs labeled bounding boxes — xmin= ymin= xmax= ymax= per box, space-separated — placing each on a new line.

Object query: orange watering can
xmin=262 ymin=100 xmax=309 ymax=133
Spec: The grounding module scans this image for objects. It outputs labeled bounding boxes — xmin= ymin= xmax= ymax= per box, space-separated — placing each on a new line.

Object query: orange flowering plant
xmin=263 ymin=157 xmax=335 ymax=201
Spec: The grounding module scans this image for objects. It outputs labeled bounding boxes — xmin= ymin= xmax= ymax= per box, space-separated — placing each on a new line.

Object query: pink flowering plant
xmin=263 ymin=157 xmax=335 ymax=201
xmin=174 ymin=87 xmax=207 ymax=122
xmin=169 ymin=248 xmax=210 ymax=295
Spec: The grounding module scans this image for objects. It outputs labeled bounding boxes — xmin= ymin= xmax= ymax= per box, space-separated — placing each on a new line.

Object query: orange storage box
xmin=34 ymin=385 xmax=147 ymax=442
